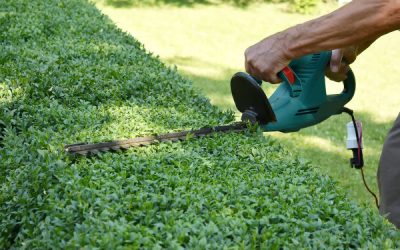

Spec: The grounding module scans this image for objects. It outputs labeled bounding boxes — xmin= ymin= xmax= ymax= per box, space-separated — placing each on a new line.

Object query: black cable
xmin=361 ymin=167 xmax=380 ymax=209
xmin=342 ymin=107 xmax=380 ymax=209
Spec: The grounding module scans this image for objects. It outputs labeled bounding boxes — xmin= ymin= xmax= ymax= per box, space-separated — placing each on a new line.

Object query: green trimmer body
xmin=231 ymin=51 xmax=356 ymax=132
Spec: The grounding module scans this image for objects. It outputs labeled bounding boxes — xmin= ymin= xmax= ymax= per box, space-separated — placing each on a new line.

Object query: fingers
xmin=244 ymin=38 xmax=289 ymax=84
xmin=327 ymin=46 xmax=357 ymax=82
xmin=330 ymin=46 xmax=359 ymax=68
xmin=325 ymin=62 xmax=350 ymax=82
xmin=342 ymin=46 xmax=358 ymax=64
xmin=245 ymin=62 xmax=282 ymax=83
xmin=244 ymin=52 xmax=283 ymax=84
xmin=269 ymin=74 xmax=282 ymax=84
xmin=330 ymin=49 xmax=344 ymax=73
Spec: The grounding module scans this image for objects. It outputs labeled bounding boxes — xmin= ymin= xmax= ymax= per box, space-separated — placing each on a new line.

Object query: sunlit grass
xmin=98 ymin=2 xmax=400 ymax=206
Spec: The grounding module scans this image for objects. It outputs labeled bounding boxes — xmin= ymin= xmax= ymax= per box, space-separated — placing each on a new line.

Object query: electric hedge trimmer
xmin=65 ymin=50 xmax=357 ymax=157
xmin=65 ymin=51 xmax=381 ymax=208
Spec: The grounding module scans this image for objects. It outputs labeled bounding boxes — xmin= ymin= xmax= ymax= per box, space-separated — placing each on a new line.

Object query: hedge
xmin=0 ymin=0 xmax=399 ymax=248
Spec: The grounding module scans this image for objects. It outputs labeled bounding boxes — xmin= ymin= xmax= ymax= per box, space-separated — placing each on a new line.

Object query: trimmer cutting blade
xmin=231 ymin=72 xmax=276 ymax=125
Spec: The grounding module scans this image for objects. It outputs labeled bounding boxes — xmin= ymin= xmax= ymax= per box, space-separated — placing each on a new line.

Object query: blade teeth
xmin=65 ymin=123 xmax=248 ymax=156
xmin=140 ymin=141 xmax=153 ymax=145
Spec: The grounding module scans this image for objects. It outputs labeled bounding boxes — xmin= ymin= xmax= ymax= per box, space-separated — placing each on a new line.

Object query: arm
xmin=245 ymin=0 xmax=400 ymax=83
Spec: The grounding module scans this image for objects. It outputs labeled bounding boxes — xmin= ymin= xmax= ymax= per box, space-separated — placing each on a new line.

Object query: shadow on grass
xmin=100 ymin=0 xmax=259 ymax=8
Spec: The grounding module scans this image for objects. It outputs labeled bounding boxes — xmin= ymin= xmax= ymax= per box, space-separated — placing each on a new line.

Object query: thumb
xmin=330 ymin=49 xmax=343 ymax=73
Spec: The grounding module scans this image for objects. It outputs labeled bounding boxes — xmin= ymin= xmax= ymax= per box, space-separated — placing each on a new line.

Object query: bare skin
xmin=325 ymin=40 xmax=375 ymax=82
xmin=245 ymin=0 xmax=400 ymax=83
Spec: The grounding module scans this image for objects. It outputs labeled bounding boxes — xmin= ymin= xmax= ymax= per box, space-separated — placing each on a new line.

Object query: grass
xmin=97 ymin=2 xmax=400 ymax=206
xmin=100 ymin=0 xmax=259 ymax=8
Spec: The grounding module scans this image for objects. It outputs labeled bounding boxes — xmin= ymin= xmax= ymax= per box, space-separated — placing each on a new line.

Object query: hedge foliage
xmin=0 ymin=0 xmax=399 ymax=248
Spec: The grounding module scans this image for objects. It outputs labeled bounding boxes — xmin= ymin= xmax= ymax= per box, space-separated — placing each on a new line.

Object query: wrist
xmin=274 ymin=30 xmax=296 ymax=61
xmin=280 ymin=25 xmax=306 ymax=60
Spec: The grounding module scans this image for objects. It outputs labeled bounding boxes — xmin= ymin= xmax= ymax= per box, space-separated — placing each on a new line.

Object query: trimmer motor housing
xmin=231 ymin=51 xmax=356 ymax=132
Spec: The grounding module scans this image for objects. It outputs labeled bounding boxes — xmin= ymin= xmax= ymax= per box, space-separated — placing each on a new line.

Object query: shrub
xmin=0 ymin=0 xmax=399 ymax=248
xmin=288 ymin=0 xmax=319 ymax=13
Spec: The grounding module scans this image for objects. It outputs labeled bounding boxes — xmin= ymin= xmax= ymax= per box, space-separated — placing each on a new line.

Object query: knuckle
xmin=271 ymin=77 xmax=281 ymax=84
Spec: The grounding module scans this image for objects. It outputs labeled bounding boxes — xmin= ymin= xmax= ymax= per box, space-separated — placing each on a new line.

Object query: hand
xmin=325 ymin=47 xmax=358 ymax=82
xmin=244 ymin=33 xmax=292 ymax=83
xmin=326 ymin=39 xmax=375 ymax=82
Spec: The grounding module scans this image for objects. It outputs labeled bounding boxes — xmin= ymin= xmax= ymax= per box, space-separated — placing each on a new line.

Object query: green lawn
xmin=98 ymin=2 xmax=400 ymax=205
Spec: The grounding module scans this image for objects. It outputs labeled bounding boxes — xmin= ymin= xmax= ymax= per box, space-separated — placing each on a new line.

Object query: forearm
xmin=283 ymin=0 xmax=400 ymax=59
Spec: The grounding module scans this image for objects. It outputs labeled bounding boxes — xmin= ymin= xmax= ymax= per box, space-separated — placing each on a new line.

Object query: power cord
xmin=342 ymin=107 xmax=380 ymax=209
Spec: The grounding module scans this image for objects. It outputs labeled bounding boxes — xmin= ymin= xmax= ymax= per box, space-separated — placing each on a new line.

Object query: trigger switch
xmin=282 ymin=66 xmax=295 ymax=84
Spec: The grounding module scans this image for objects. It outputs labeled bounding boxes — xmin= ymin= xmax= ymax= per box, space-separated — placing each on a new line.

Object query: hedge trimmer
xmin=65 ymin=50 xmax=379 ymax=207
xmin=65 ymin=51 xmax=355 ymax=156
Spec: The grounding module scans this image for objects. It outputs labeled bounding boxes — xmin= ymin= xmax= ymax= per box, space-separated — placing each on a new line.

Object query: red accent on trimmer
xmin=282 ymin=66 xmax=295 ymax=85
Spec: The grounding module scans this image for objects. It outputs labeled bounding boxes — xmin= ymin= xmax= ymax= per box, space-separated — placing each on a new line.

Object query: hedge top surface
xmin=1 ymin=0 xmax=399 ymax=248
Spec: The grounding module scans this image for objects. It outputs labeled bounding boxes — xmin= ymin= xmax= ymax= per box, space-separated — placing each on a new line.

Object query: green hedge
xmin=0 ymin=0 xmax=399 ymax=248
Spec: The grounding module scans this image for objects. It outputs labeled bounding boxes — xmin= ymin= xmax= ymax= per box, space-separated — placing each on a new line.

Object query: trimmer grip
xmin=341 ymin=69 xmax=356 ymax=102
xmin=324 ymin=68 xmax=356 ymax=112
